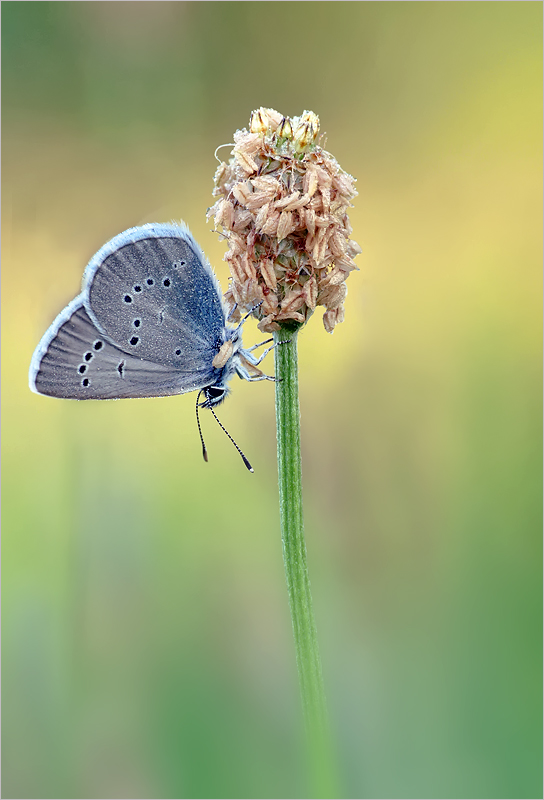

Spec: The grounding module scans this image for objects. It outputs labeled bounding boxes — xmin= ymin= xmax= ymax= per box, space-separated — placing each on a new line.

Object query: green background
xmin=2 ymin=2 xmax=542 ymax=798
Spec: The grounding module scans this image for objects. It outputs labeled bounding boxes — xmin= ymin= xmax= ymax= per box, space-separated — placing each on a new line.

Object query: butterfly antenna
xmin=206 ymin=394 xmax=254 ymax=473
xmin=195 ymin=390 xmax=208 ymax=463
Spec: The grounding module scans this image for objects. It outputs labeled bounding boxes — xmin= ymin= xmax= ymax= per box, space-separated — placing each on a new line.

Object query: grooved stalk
xmin=274 ymin=328 xmax=338 ymax=798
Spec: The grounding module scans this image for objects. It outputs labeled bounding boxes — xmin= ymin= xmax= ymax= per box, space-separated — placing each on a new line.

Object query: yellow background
xmin=2 ymin=3 xmax=541 ymax=797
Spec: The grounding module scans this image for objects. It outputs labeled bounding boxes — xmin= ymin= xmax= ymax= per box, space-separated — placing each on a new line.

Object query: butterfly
xmin=29 ymin=222 xmax=280 ymax=470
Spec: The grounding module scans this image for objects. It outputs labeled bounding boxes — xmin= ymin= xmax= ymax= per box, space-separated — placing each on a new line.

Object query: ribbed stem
xmin=274 ymin=328 xmax=338 ymax=798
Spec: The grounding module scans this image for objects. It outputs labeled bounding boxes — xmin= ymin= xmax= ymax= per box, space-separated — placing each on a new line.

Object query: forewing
xmin=83 ymin=224 xmax=226 ymax=370
xmin=29 ymin=299 xmax=214 ymax=400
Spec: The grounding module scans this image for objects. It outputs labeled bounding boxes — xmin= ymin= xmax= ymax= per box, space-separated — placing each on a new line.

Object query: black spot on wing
xmin=31 ymin=303 xmax=218 ymax=400
xmin=85 ymin=234 xmax=227 ymax=368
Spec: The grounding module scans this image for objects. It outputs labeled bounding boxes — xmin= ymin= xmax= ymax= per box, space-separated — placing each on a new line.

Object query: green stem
xmin=274 ymin=327 xmax=338 ymax=798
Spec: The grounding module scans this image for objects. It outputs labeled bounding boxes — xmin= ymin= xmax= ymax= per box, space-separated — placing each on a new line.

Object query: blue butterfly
xmin=29 ymin=223 xmax=279 ymax=470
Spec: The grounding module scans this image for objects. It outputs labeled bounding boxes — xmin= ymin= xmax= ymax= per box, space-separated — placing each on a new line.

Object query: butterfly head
xmin=199 ymin=384 xmax=229 ymax=409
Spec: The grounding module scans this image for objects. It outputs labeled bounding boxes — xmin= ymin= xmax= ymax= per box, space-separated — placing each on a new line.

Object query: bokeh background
xmin=2 ymin=3 xmax=542 ymax=798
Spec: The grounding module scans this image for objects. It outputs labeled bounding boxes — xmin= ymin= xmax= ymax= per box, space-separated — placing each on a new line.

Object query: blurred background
xmin=2 ymin=3 xmax=542 ymax=798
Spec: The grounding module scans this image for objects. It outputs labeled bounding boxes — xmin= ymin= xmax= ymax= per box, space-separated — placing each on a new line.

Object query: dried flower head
xmin=208 ymin=108 xmax=361 ymax=333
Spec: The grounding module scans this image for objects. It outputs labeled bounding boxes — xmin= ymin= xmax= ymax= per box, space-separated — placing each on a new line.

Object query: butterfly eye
xmin=207 ymin=387 xmax=224 ymax=399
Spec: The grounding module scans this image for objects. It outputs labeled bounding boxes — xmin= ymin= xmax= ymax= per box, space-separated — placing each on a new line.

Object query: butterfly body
xmin=29 ymin=223 xmax=264 ymax=406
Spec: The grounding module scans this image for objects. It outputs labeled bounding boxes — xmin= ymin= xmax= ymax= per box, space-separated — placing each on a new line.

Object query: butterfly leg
xmin=243 ymin=340 xmax=290 ymax=367
xmin=226 ymin=302 xmax=239 ymax=322
xmin=231 ymin=301 xmax=265 ymax=332
xmin=235 ymin=361 xmax=277 ymax=383
xmin=245 ymin=338 xmax=274 ymax=353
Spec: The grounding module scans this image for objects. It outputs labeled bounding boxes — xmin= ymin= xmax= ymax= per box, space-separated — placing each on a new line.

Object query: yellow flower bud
xmin=292 ymin=111 xmax=320 ymax=153
xmin=277 ymin=116 xmax=293 ymax=141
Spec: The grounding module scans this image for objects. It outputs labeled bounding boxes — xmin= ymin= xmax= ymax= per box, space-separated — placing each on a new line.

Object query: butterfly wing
xmin=82 ymin=223 xmax=226 ymax=371
xmin=30 ymin=298 xmax=215 ymax=400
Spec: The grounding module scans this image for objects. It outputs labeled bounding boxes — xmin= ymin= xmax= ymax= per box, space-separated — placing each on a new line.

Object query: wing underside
xmin=30 ymin=299 xmax=214 ymax=400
